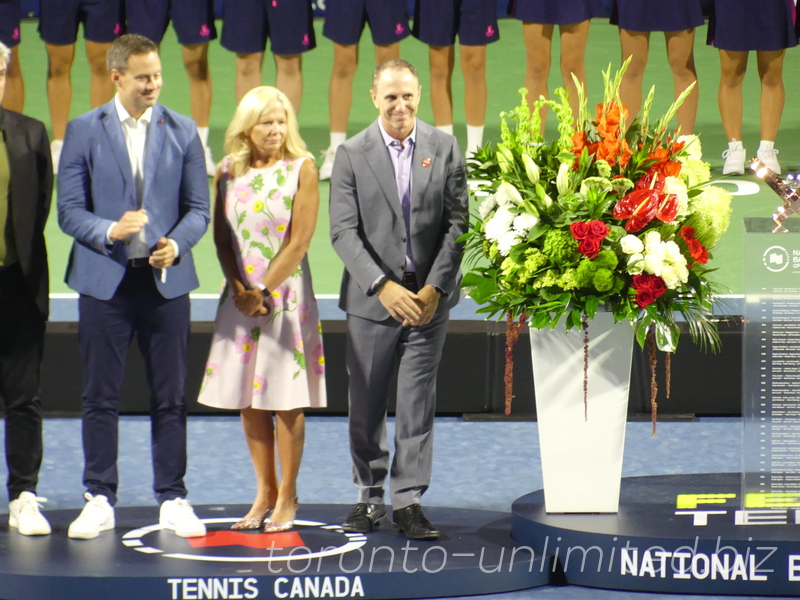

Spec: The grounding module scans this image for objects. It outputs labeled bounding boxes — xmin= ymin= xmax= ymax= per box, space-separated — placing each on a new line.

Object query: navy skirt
xmin=510 ymin=0 xmax=603 ymax=25
xmin=707 ymin=0 xmax=798 ymax=51
xmin=610 ymin=0 xmax=704 ymax=32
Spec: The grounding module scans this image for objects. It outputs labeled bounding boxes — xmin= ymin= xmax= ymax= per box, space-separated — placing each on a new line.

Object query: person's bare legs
xmin=328 ymin=43 xmax=358 ymax=136
xmin=664 ymin=29 xmax=698 ymax=134
xmin=271 ymin=408 xmax=305 ymax=524
xmin=521 ymin=22 xmax=553 ymax=127
xmin=240 ymin=407 xmax=279 ymax=521
xmin=756 ymin=49 xmax=785 ymax=142
xmin=428 ymin=45 xmax=455 ymax=128
xmin=45 ymin=43 xmax=76 ymax=141
xmin=275 ymin=54 xmax=302 ymax=114
xmin=235 ymin=52 xmax=263 ymax=102
xmin=559 ymin=20 xmax=591 ymax=119
xmin=3 ymin=44 xmax=24 ymax=112
xmin=618 ymin=29 xmax=650 ymax=121
xmin=718 ymin=49 xmax=747 ymax=142
xmin=85 ymin=40 xmax=114 ymax=108
xmin=460 ymin=44 xmax=487 ymax=155
xmin=181 ymin=43 xmax=212 ymax=129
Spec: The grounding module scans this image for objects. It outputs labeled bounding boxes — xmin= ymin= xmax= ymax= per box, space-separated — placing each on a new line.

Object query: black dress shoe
xmin=392 ymin=504 xmax=439 ymax=540
xmin=341 ymin=503 xmax=386 ymax=533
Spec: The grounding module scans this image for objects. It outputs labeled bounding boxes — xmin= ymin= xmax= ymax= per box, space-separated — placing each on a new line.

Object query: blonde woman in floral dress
xmin=199 ymin=86 xmax=326 ymax=533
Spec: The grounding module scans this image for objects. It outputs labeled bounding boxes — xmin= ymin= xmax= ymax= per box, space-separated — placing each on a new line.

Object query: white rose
xmin=660 ymin=265 xmax=680 ymax=289
xmin=627 ymin=253 xmax=644 ymax=275
xmin=663 ymin=240 xmax=683 ymax=263
xmin=620 ymin=234 xmax=644 ymax=255
xmin=675 ymin=260 xmax=690 ymax=283
xmin=643 ymin=230 xmax=662 ymax=246
xmin=643 ymin=254 xmax=664 ymax=276
xmin=644 ymin=241 xmax=666 ymax=261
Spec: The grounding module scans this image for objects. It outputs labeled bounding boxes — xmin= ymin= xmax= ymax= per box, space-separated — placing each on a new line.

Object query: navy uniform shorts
xmin=322 ymin=0 xmax=411 ymax=46
xmin=0 ymin=0 xmax=21 ymax=48
xmin=126 ymin=0 xmax=217 ymax=46
xmin=221 ymin=0 xmax=316 ymax=56
xmin=38 ymin=0 xmax=124 ymax=45
xmin=412 ymin=0 xmax=501 ymax=47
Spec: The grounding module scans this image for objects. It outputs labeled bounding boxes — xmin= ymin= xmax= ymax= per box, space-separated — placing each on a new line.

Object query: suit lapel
xmin=100 ymin=101 xmax=136 ymax=206
xmin=362 ymin=122 xmax=403 ymax=223
xmin=411 ymin=121 xmax=437 ymax=228
xmin=143 ymin=104 xmax=166 ymax=206
xmin=0 ymin=112 xmax=33 ymax=254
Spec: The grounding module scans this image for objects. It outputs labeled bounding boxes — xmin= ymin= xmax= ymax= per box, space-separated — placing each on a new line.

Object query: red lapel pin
xmin=422 ymin=157 xmax=431 ymax=167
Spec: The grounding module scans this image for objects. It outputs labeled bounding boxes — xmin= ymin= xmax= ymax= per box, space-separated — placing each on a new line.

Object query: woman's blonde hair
xmin=223 ymin=86 xmax=313 ymax=178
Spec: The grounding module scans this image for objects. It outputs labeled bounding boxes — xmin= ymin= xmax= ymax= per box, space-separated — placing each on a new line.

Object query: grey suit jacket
xmin=329 ymin=119 xmax=468 ymax=322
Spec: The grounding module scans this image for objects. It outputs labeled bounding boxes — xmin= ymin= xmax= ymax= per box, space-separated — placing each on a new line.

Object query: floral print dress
xmin=198 ymin=157 xmax=326 ymax=411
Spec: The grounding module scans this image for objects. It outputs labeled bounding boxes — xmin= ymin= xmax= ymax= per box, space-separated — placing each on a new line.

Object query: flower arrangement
xmin=462 ymin=63 xmax=733 ymax=424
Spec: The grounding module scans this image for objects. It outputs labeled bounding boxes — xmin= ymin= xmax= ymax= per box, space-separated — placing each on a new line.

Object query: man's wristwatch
xmin=374 ymin=276 xmax=389 ymax=294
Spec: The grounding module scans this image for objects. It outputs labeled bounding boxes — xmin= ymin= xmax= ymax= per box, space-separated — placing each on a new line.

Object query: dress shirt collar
xmin=377 ymin=118 xmax=416 ymax=150
xmin=114 ymin=94 xmax=153 ymax=127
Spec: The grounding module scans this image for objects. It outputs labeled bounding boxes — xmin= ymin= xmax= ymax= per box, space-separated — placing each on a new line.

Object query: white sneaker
xmin=757 ymin=146 xmax=781 ymax=175
xmin=204 ymin=146 xmax=216 ymax=177
xmin=68 ymin=492 xmax=115 ymax=539
xmin=8 ymin=491 xmax=52 ymax=536
xmin=319 ymin=147 xmax=337 ymax=181
xmin=721 ymin=140 xmax=745 ymax=175
xmin=51 ymin=139 xmax=63 ymax=175
xmin=160 ymin=498 xmax=206 ymax=538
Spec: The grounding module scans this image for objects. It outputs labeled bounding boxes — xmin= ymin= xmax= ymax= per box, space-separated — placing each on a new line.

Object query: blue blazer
xmin=57 ymin=100 xmax=210 ymax=300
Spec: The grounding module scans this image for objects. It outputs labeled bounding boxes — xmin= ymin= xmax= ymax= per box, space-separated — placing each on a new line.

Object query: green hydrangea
xmin=593 ymin=268 xmax=614 ymax=292
xmin=542 ymin=229 xmax=580 ymax=263
xmin=488 ymin=243 xmax=500 ymax=262
xmin=524 ymin=248 xmax=548 ymax=272
xmin=532 ymin=269 xmax=560 ymax=289
xmin=575 ymin=259 xmax=597 ymax=288
xmin=500 ymin=257 xmax=519 ymax=277
xmin=558 ymin=268 xmax=579 ymax=291
xmin=593 ymin=250 xmax=619 ymax=270
xmin=686 ymin=185 xmax=732 ymax=248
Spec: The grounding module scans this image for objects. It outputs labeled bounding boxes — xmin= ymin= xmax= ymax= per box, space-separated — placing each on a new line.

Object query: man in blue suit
xmin=57 ymin=34 xmax=210 ymax=540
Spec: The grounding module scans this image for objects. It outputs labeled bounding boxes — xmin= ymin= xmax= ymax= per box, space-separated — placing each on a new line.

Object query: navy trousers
xmin=78 ymin=266 xmax=190 ymax=505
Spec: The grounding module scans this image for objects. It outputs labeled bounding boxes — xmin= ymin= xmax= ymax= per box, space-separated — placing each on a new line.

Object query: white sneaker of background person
xmin=68 ymin=492 xmax=115 ymax=539
xmin=160 ymin=497 xmax=206 ymax=538
xmin=319 ymin=132 xmax=347 ymax=181
xmin=756 ymin=140 xmax=781 ymax=175
xmin=51 ymin=139 xmax=63 ymax=175
xmin=721 ymin=139 xmax=745 ymax=175
xmin=204 ymin=146 xmax=216 ymax=177
xmin=8 ymin=491 xmax=51 ymax=536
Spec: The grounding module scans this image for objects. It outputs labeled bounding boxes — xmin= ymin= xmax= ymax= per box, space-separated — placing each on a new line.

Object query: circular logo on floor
xmin=763 ymin=245 xmax=790 ymax=272
xmin=122 ymin=518 xmax=366 ymax=563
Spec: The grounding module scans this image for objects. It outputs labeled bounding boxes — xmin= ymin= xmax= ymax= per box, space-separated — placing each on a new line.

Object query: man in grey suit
xmin=330 ymin=58 xmax=468 ymax=540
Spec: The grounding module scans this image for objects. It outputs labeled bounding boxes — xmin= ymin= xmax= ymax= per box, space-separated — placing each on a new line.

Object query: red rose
xmin=570 ymin=221 xmax=591 ymax=240
xmin=634 ymin=290 xmax=655 ymax=309
xmin=650 ymin=277 xmax=667 ymax=298
xmin=578 ymin=238 xmax=602 ymax=259
xmin=588 ymin=220 xmax=610 ymax=240
xmin=632 ymin=274 xmax=655 ymax=292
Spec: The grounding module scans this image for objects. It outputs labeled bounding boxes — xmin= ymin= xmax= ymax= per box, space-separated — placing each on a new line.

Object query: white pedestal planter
xmin=530 ymin=312 xmax=634 ymax=513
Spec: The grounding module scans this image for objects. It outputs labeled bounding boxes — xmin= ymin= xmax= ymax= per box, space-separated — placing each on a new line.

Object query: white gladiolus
xmin=478 ymin=194 xmax=497 ymax=220
xmin=620 ymin=234 xmax=644 ymax=255
xmin=496 ymin=180 xmax=524 ymax=207
xmin=513 ymin=213 xmax=540 ymax=234
xmin=497 ymin=232 xmax=522 ymax=256
xmin=556 ymin=162 xmax=571 ymax=196
xmin=484 ymin=207 xmax=515 ymax=242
